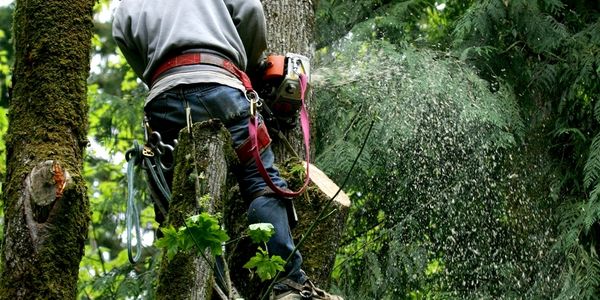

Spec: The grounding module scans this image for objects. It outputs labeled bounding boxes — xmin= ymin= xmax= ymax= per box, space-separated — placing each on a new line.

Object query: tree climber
xmin=112 ymin=0 xmax=342 ymax=299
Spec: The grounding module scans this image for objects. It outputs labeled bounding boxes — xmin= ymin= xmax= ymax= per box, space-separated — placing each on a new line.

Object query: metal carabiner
xmin=245 ymin=90 xmax=262 ymax=117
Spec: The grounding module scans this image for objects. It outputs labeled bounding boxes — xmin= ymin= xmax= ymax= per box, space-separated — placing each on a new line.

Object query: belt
xmin=151 ymin=52 xmax=253 ymax=91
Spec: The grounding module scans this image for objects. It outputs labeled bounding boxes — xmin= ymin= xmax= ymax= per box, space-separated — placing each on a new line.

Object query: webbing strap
xmin=236 ymin=121 xmax=271 ymax=165
xmin=248 ymin=74 xmax=311 ymax=198
xmin=152 ymin=52 xmax=254 ymax=91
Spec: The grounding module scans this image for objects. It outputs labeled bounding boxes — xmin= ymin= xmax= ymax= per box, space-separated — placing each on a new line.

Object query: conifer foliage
xmin=314 ymin=0 xmax=600 ymax=298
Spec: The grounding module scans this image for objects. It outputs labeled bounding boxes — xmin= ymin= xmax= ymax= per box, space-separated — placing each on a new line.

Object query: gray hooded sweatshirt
xmin=112 ymin=0 xmax=267 ymax=104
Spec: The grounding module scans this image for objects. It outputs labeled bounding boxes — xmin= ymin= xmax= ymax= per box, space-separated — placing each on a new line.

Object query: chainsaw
xmin=258 ymin=53 xmax=310 ymax=129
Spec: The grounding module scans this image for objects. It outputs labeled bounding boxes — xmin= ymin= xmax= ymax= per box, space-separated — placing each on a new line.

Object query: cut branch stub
xmin=22 ymin=160 xmax=72 ymax=250
xmin=25 ymin=160 xmax=71 ymax=223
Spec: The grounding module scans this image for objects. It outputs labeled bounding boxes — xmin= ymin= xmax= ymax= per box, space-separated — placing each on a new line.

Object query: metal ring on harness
xmin=246 ymin=90 xmax=261 ymax=117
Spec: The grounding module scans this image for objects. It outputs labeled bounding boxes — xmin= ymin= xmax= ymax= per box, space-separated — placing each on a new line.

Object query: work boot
xmin=271 ymin=278 xmax=344 ymax=300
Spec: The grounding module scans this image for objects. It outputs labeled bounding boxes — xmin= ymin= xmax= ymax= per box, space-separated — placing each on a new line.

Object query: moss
xmin=156 ymin=254 xmax=197 ymax=300
xmin=157 ymin=120 xmax=234 ymax=299
xmin=0 ymin=0 xmax=94 ymax=298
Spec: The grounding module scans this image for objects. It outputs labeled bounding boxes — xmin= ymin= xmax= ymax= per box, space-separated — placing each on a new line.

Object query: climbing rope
xmin=125 ymin=135 xmax=174 ymax=264
xmin=125 ymin=141 xmax=143 ymax=264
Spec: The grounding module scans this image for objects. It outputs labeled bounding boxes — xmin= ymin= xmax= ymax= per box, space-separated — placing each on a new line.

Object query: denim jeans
xmin=144 ymin=82 xmax=305 ymax=284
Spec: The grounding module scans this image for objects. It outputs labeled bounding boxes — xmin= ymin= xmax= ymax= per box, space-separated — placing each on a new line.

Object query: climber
xmin=112 ymin=0 xmax=342 ymax=299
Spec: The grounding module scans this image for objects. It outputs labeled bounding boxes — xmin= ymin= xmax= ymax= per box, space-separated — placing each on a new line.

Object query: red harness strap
xmin=248 ymin=73 xmax=311 ymax=198
xmin=151 ymin=52 xmax=254 ymax=91
xmin=154 ymin=52 xmax=311 ymax=198
xmin=236 ymin=121 xmax=271 ymax=165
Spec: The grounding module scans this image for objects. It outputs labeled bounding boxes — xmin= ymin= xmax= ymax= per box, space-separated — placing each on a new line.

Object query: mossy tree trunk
xmin=156 ymin=121 xmax=238 ymax=300
xmin=0 ymin=0 xmax=94 ymax=299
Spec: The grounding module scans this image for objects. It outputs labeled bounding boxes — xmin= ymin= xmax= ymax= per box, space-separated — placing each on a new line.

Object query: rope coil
xmin=125 ymin=138 xmax=173 ymax=264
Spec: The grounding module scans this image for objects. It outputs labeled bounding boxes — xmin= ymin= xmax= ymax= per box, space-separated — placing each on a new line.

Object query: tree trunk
xmin=263 ymin=0 xmax=350 ymax=286
xmin=0 ymin=0 xmax=94 ymax=299
xmin=280 ymin=161 xmax=350 ymax=286
xmin=156 ymin=120 xmax=238 ymax=300
xmin=225 ymin=0 xmax=350 ymax=296
xmin=262 ymin=0 xmax=316 ymax=160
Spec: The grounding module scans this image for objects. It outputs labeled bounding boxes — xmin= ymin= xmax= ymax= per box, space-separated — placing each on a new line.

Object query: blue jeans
xmin=144 ymin=83 xmax=305 ymax=284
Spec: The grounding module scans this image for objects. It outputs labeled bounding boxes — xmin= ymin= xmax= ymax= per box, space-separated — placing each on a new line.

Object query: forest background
xmin=0 ymin=0 xmax=599 ymax=299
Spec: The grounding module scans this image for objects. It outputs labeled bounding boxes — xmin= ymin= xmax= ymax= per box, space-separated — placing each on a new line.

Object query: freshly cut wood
xmin=304 ymin=161 xmax=350 ymax=207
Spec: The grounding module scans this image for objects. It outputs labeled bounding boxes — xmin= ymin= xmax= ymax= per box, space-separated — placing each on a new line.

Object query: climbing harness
xmin=124 ymin=123 xmax=175 ymax=263
xmin=124 ymin=52 xmax=311 ymax=262
xmin=152 ymin=51 xmax=312 ymax=198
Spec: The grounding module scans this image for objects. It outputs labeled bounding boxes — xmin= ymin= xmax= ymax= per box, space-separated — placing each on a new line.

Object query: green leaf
xmin=182 ymin=213 xmax=229 ymax=255
xmin=243 ymin=249 xmax=285 ymax=281
xmin=154 ymin=225 xmax=180 ymax=261
xmin=248 ymin=223 xmax=275 ymax=244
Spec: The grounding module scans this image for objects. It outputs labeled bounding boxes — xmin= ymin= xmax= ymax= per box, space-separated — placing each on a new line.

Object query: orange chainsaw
xmin=258 ymin=53 xmax=310 ymax=129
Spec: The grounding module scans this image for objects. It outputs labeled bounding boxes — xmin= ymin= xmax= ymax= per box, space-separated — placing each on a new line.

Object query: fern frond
xmin=528 ymin=14 xmax=567 ymax=52
xmin=365 ymin=252 xmax=384 ymax=297
xmin=541 ymin=0 xmax=565 ymax=14
xmin=589 ymin=22 xmax=600 ymax=45
xmin=452 ymin=0 xmax=505 ymax=46
xmin=583 ymin=185 xmax=600 ymax=232
xmin=554 ymin=201 xmax=583 ymax=253
xmin=459 ymin=46 xmax=498 ymax=61
xmin=594 ymin=101 xmax=600 ymax=124
xmin=583 ymin=134 xmax=600 ymax=189
xmin=530 ymin=63 xmax=558 ymax=92
xmin=574 ymin=56 xmax=595 ymax=87
xmin=576 ymin=245 xmax=600 ymax=298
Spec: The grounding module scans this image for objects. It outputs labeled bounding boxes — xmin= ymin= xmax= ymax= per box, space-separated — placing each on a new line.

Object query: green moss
xmin=0 ymin=0 xmax=94 ymax=298
xmin=156 ymin=120 xmax=234 ymax=299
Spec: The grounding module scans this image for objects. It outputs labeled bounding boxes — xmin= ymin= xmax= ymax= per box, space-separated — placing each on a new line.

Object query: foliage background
xmin=0 ymin=0 xmax=599 ymax=299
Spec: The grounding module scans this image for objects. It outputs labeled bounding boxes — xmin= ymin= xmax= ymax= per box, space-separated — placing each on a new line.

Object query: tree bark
xmin=281 ymin=161 xmax=350 ymax=286
xmin=263 ymin=0 xmax=350 ymax=285
xmin=0 ymin=0 xmax=94 ymax=299
xmin=262 ymin=0 xmax=316 ymax=160
xmin=226 ymin=0 xmax=350 ymax=296
xmin=156 ymin=120 xmax=237 ymax=300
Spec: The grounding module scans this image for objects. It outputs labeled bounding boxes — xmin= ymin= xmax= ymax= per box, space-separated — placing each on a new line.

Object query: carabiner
xmin=245 ymin=90 xmax=261 ymax=117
